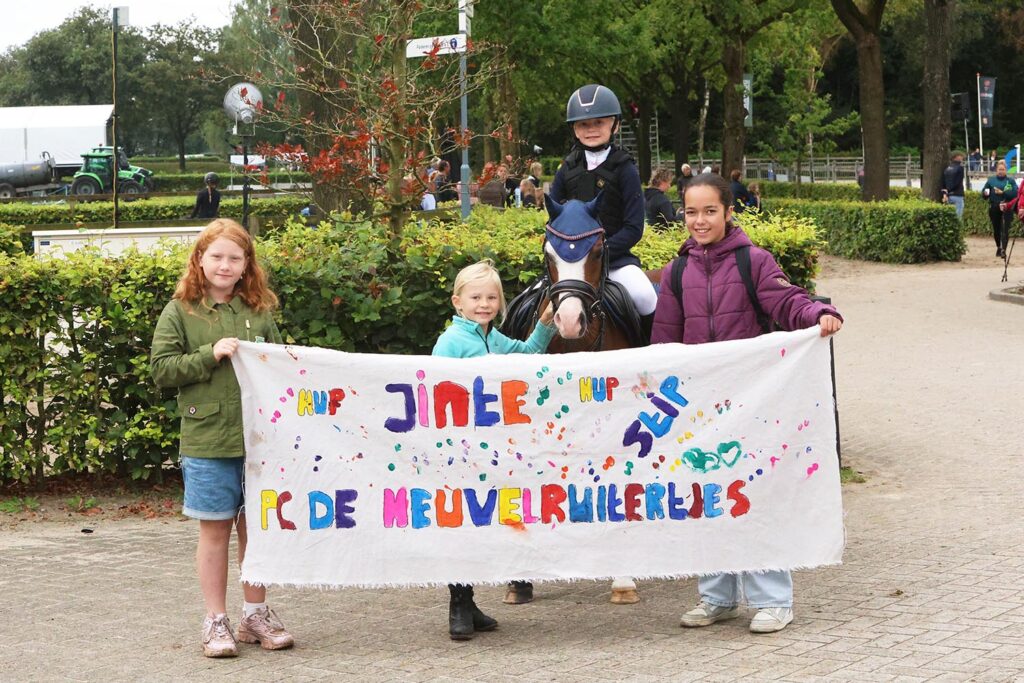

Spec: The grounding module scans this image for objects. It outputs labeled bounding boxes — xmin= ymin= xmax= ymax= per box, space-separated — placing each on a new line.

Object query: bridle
xmin=543 ymin=222 xmax=609 ymax=351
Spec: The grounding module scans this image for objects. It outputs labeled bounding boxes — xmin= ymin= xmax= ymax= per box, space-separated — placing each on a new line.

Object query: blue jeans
xmin=948 ymin=195 xmax=964 ymax=219
xmin=699 ymin=570 xmax=793 ymax=609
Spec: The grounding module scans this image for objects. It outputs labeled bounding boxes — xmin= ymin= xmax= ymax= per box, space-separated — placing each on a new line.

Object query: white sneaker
xmin=679 ymin=601 xmax=740 ymax=628
xmin=749 ymin=607 xmax=794 ymax=633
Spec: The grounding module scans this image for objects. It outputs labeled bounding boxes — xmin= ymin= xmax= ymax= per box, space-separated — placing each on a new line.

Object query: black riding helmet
xmin=566 ymin=84 xmax=621 ymax=151
xmin=204 ymin=172 xmax=219 ymax=186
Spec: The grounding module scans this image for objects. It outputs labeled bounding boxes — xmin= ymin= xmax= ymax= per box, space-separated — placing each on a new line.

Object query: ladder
xmin=616 ymin=112 xmax=661 ymax=167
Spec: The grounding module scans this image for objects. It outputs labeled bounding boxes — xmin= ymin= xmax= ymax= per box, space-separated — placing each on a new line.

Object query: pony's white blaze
xmin=544 ymin=241 xmax=587 ymax=339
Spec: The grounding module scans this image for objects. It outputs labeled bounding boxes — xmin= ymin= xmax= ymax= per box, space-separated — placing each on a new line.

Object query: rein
xmin=543 ymin=222 xmax=609 ymax=352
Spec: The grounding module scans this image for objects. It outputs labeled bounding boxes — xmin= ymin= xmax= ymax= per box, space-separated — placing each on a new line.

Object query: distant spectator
xmin=968 ymin=148 xmax=982 ymax=173
xmin=729 ymin=169 xmax=750 ymax=213
xmin=710 ymin=164 xmax=721 ymax=176
xmin=644 ymin=168 xmax=677 ymax=227
xmin=676 ymin=163 xmax=694 ymax=199
xmin=941 ymin=152 xmax=966 ymax=219
xmin=435 ymin=160 xmax=458 ymax=202
xmin=746 ymin=182 xmax=762 ymax=212
xmin=519 ymin=178 xmax=540 ymax=208
xmin=191 ymin=172 xmax=221 ymax=219
xmin=497 ymin=164 xmax=517 ymax=207
xmin=527 ymin=161 xmax=543 ymax=189
xmin=988 ymin=149 xmax=998 ymax=172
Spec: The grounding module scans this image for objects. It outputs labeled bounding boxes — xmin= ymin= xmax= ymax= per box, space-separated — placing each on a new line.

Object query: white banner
xmin=234 ymin=328 xmax=844 ymax=588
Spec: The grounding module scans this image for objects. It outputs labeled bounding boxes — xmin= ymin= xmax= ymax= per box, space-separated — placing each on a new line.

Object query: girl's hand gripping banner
xmin=234 ymin=328 xmax=844 ymax=588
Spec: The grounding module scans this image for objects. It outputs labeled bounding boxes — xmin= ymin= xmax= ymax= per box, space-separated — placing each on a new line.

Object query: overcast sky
xmin=2 ymin=1 xmax=237 ymax=52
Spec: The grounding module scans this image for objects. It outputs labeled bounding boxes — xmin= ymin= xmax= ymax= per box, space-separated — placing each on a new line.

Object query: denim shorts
xmin=181 ymin=456 xmax=245 ymax=521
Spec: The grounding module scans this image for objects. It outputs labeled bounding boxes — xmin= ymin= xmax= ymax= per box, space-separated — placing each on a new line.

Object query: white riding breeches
xmin=608 ymin=264 xmax=658 ymax=316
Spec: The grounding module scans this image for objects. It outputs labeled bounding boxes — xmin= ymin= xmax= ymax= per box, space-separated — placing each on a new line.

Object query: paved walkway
xmin=1 ymin=238 xmax=1022 ymax=682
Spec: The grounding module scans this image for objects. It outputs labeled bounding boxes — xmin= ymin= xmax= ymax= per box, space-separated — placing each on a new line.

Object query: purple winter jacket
xmin=650 ymin=226 xmax=841 ymax=345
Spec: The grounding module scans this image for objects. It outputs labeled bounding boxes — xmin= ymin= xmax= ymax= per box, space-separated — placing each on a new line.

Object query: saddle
xmin=501 ymin=275 xmax=647 ymax=348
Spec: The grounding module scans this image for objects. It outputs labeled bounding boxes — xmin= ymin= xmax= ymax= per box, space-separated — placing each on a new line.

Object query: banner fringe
xmin=239 ymin=560 xmax=843 ymax=591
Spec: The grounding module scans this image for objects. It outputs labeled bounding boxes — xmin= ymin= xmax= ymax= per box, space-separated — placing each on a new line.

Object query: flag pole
xmin=977 ymin=73 xmax=984 ymax=160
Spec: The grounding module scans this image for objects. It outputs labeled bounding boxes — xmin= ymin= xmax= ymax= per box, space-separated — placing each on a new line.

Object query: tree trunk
xmin=177 ymin=139 xmax=187 ymax=172
xmin=855 ymin=33 xmax=890 ymax=201
xmin=831 ymin=0 xmax=889 ymax=201
xmin=636 ymin=103 xmax=652 ymax=183
xmin=720 ymin=40 xmax=747 ymax=178
xmin=387 ymin=18 xmax=410 ymax=248
xmin=921 ymin=0 xmax=954 ymax=202
xmin=697 ymin=80 xmax=710 ymax=166
xmin=496 ymin=65 xmax=519 ymax=161
xmin=670 ymin=68 xmax=691 ymax=171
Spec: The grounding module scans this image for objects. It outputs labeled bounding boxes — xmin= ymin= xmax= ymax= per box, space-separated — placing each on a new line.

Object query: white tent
xmin=0 ymin=105 xmax=112 ymax=168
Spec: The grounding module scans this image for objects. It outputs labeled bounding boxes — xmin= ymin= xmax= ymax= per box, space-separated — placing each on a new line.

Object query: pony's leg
xmin=611 ymin=577 xmax=640 ymax=604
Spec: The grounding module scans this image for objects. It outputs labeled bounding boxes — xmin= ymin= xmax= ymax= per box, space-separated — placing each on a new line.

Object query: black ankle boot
xmin=466 ymin=586 xmax=498 ymax=632
xmin=503 ymin=580 xmax=534 ymax=604
xmin=640 ymin=313 xmax=654 ymax=343
xmin=448 ymin=584 xmax=474 ymax=640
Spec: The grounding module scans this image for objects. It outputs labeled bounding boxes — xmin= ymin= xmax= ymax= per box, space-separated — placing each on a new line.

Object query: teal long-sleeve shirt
xmin=981 ymin=175 xmax=1018 ymax=208
xmin=432 ymin=315 xmax=556 ymax=358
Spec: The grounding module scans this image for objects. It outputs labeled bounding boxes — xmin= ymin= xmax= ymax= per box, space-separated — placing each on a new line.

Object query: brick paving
xmin=1 ymin=237 xmax=1022 ymax=682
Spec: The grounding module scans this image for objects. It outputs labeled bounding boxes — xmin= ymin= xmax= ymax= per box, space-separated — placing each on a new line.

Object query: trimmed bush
xmin=0 ymin=223 xmax=24 ymax=256
xmin=0 ymin=209 xmax=824 ymax=483
xmin=768 ymin=198 xmax=965 ymax=262
xmin=0 ymin=196 xmax=309 ymax=227
xmin=758 ymin=181 xmax=989 ymax=236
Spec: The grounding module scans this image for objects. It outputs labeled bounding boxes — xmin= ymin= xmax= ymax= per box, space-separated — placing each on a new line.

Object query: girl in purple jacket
xmin=651 ymin=173 xmax=842 ymax=633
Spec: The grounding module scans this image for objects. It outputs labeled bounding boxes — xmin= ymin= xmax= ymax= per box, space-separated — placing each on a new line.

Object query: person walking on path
xmin=150 ymin=218 xmax=294 ymax=658
xmin=981 ymin=160 xmax=1018 ymax=257
xmin=941 ymin=152 xmax=966 ymax=219
xmin=650 ymin=173 xmax=842 ymax=634
xmin=191 ymin=172 xmax=222 ymax=220
xmin=431 ymin=259 xmax=556 ymax=640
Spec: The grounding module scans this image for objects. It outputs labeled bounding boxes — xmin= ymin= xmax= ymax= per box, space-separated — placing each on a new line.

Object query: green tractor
xmin=70 ymin=147 xmax=154 ymax=196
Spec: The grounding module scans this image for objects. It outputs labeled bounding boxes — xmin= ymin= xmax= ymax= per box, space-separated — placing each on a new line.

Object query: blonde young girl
xmin=432 ymin=259 xmax=555 ymax=639
xmin=151 ymin=219 xmax=293 ymax=658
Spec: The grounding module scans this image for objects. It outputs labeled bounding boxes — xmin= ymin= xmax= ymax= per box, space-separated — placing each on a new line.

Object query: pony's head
xmin=543 ymin=193 xmax=606 ymax=339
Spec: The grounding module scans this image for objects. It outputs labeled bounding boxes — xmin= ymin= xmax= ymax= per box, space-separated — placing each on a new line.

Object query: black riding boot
xmin=503 ymin=580 xmax=534 ymax=604
xmin=448 ymin=584 xmax=475 ymax=640
xmin=466 ymin=586 xmax=498 ymax=632
xmin=640 ymin=313 xmax=655 ymax=343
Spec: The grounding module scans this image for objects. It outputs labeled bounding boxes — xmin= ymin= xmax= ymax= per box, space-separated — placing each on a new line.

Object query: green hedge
xmin=0 ymin=196 xmax=308 ymax=228
xmin=758 ymin=181 xmax=989 ymax=236
xmin=768 ymin=198 xmax=965 ymax=262
xmin=0 ymin=209 xmax=823 ymax=483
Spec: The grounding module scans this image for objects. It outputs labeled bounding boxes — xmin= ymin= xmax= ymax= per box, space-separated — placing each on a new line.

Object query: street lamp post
xmin=111 ymin=7 xmax=128 ymax=228
xmin=223 ymin=83 xmax=263 ymax=231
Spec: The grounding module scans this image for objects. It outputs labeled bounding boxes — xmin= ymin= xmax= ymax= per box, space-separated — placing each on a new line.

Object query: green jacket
xmin=981 ymin=175 xmax=1018 ymax=209
xmin=151 ymin=296 xmax=282 ymax=458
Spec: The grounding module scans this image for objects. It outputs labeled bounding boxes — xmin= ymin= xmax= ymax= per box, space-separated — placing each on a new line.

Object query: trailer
xmin=0 ymin=155 xmax=59 ymax=198
xmin=0 ymin=104 xmax=112 ymax=177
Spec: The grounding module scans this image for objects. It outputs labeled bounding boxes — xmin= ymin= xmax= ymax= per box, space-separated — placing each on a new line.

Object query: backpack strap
xmin=735 ymin=245 xmax=773 ymax=334
xmin=671 ymin=247 xmax=773 ymax=335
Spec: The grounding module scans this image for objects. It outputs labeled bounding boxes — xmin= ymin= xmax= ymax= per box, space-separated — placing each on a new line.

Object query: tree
xmin=921 ymin=0 xmax=954 ymax=202
xmin=0 ymin=7 xmax=149 ymax=153
xmin=708 ymin=0 xmax=806 ymax=177
xmin=752 ymin=5 xmax=858 ymax=188
xmin=831 ymin=0 xmax=889 ymax=201
xmin=140 ymin=23 xmax=225 ymax=170
xmin=240 ymin=0 xmax=495 ymax=240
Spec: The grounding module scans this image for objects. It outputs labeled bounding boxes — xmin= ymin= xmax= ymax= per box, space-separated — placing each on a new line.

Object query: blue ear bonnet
xmin=544 ymin=194 xmax=604 ymax=263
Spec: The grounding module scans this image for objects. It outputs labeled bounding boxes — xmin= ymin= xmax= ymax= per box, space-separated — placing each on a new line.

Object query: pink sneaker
xmin=201 ymin=614 xmax=238 ymax=658
xmin=238 ymin=607 xmax=295 ymax=650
